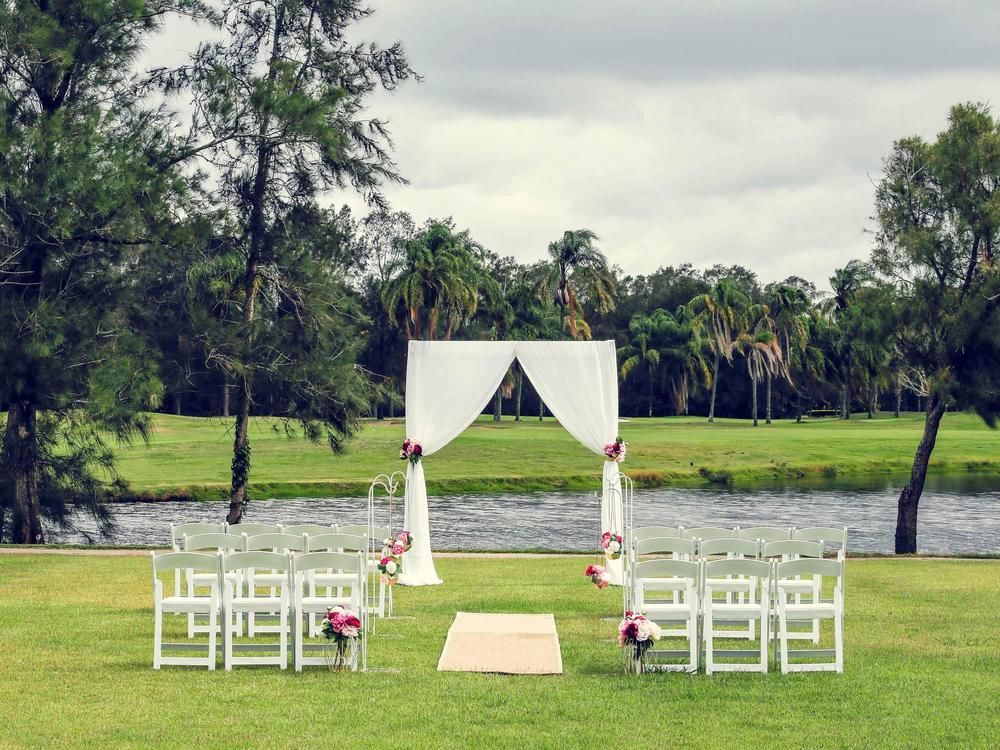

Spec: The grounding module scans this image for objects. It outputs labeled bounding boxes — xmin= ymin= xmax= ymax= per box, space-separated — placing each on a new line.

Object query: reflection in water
xmin=49 ymin=473 xmax=1000 ymax=554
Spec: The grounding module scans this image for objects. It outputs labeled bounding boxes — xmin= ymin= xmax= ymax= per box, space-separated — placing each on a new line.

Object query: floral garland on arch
xmin=378 ymin=530 xmax=414 ymax=585
xmin=399 ymin=439 xmax=423 ymax=464
xmin=603 ymin=436 xmax=627 ymax=463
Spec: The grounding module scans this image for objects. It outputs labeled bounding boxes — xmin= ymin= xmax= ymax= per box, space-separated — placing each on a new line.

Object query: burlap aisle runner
xmin=436 ymin=612 xmax=563 ymax=674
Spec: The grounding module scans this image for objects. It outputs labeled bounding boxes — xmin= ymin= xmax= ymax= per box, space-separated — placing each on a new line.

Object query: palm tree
xmin=736 ymin=304 xmax=787 ymax=427
xmin=764 ymin=283 xmax=810 ymax=423
xmin=687 ymin=278 xmax=751 ymax=422
xmin=619 ymin=310 xmax=669 ymax=417
xmin=382 ymin=222 xmax=495 ymax=340
xmin=659 ymin=306 xmax=712 ymax=416
xmin=823 ymin=260 xmax=872 ymax=419
xmin=537 ymin=229 xmax=616 ymax=339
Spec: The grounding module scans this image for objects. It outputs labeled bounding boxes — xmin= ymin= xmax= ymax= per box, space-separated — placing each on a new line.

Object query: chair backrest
xmin=634 ymin=536 xmax=696 ymax=557
xmin=221 ymin=550 xmax=291 ymax=574
xmin=338 ymin=524 xmax=389 ymax=541
xmin=737 ymin=526 xmax=793 ymax=542
xmin=184 ymin=532 xmax=245 ymax=552
xmin=794 ymin=526 xmax=848 ymax=546
xmin=633 ymin=558 xmax=700 ymax=582
xmin=762 ymin=540 xmax=823 ymax=560
xmin=244 ymin=532 xmax=307 ymax=553
xmin=227 ymin=522 xmax=280 ymax=536
xmin=280 ymin=524 xmax=334 ymax=537
xmin=704 ymin=557 xmax=771 ymax=581
xmin=776 ymin=557 xmax=842 ymax=581
xmin=293 ymin=551 xmax=365 ymax=576
xmin=699 ymin=537 xmax=760 ymax=559
xmin=170 ymin=523 xmax=226 ymax=547
xmin=151 ymin=551 xmax=219 ymax=574
xmin=307 ymin=533 xmax=367 ymax=553
xmin=629 ymin=526 xmax=684 ymax=545
xmin=682 ymin=526 xmax=735 ymax=541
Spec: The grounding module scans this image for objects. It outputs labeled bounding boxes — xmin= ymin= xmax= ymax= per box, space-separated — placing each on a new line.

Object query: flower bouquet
xmin=603 ymin=437 xmax=627 ymax=463
xmin=395 ymin=530 xmax=413 ymax=553
xmin=399 ymin=439 xmax=423 ymax=464
xmin=377 ymin=554 xmax=402 ymax=585
xmin=320 ymin=605 xmax=362 ymax=672
xmin=585 ymin=564 xmax=608 ymax=589
xmin=601 ymin=530 xmax=623 ymax=560
xmin=618 ymin=611 xmax=661 ymax=674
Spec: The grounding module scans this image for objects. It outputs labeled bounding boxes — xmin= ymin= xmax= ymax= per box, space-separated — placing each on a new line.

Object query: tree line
xmin=0 ymin=1 xmax=998 ymax=553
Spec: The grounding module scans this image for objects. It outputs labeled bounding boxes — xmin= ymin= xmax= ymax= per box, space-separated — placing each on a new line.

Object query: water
xmin=50 ymin=474 xmax=1000 ymax=554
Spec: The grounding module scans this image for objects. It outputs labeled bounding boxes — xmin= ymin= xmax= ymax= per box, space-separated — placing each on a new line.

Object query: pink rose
xmin=391 ymin=542 xmax=405 ymax=555
xmin=380 ymin=556 xmax=389 ymax=566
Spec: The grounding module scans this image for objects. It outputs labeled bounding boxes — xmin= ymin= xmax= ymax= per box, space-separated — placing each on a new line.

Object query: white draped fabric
xmin=400 ymin=341 xmax=517 ymax=585
xmin=400 ymin=339 xmax=622 ymax=586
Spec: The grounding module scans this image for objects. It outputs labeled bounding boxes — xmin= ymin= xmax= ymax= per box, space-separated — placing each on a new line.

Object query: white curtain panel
xmin=400 ymin=340 xmax=517 ymax=585
xmin=516 ymin=340 xmax=623 ymax=584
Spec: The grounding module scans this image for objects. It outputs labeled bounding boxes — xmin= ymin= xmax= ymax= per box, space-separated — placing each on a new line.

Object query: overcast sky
xmin=151 ymin=1 xmax=1000 ymax=288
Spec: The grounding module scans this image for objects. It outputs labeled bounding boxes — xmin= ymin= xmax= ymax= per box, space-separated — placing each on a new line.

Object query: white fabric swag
xmin=400 ymin=340 xmax=624 ymax=586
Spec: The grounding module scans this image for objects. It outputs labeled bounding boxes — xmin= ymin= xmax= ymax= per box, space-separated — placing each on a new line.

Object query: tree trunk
xmin=227 ymin=380 xmax=252 ymax=525
xmin=844 ymin=369 xmax=852 ymax=419
xmin=515 ymin=369 xmax=523 ymax=422
xmin=493 ymin=387 xmax=502 ymax=422
xmin=795 ymin=390 xmax=803 ymax=424
xmin=839 ymin=386 xmax=847 ymax=419
xmin=174 ymin=395 xmax=182 ymax=416
xmin=707 ymin=351 xmax=720 ymax=423
xmin=894 ymin=373 xmax=902 ymax=418
xmin=751 ymin=373 xmax=759 ymax=427
xmin=894 ymin=397 xmax=946 ymax=553
xmin=222 ymin=377 xmax=230 ymax=418
xmin=765 ymin=371 xmax=773 ymax=425
xmin=647 ymin=367 xmax=654 ymax=418
xmin=3 ymin=401 xmax=44 ymax=544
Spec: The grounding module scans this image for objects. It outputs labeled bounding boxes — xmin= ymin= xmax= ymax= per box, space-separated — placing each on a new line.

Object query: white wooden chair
xmin=304 ymin=533 xmax=370 ymax=633
xmin=291 ymin=551 xmax=367 ymax=671
xmin=702 ymin=558 xmax=771 ymax=674
xmin=623 ymin=528 xmax=684 ymax=612
xmin=737 ymin=526 xmax=793 ymax=543
xmin=682 ymin=526 xmax=737 ymax=542
xmin=243 ymin=533 xmax=307 ymax=636
xmin=795 ymin=527 xmax=848 ymax=559
xmin=227 ymin=522 xmax=280 ymax=536
xmin=183 ymin=532 xmax=246 ymax=637
xmin=280 ymin=524 xmax=335 ymax=537
xmin=698 ymin=537 xmax=761 ymax=639
xmin=632 ymin=558 xmax=700 ymax=673
xmin=328 ymin=526 xmax=393 ymax=621
xmin=763 ymin=540 xmax=824 ymax=643
xmin=630 ymin=536 xmax=696 ymax=627
xmin=219 ymin=551 xmax=291 ymax=670
xmin=775 ymin=558 xmax=844 ymax=673
xmin=169 ymin=523 xmax=226 ymax=596
xmin=151 ymin=552 xmax=219 ymax=670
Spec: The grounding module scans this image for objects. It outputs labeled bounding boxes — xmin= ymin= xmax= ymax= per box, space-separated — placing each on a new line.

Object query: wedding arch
xmin=398 ymin=340 xmax=625 ymax=586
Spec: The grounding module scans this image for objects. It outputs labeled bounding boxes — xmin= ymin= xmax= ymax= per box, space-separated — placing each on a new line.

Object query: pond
xmin=49 ymin=473 xmax=1000 ymax=554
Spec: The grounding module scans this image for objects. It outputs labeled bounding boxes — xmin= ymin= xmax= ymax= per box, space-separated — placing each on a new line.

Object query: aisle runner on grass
xmin=436 ymin=613 xmax=563 ymax=675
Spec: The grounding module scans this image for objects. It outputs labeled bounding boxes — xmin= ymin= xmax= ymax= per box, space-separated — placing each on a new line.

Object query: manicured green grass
xmin=112 ymin=411 xmax=1000 ymax=499
xmin=1 ymin=554 xmax=998 ymax=748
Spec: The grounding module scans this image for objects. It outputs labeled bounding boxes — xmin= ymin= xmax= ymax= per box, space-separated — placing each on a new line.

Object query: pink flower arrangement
xmin=377 ymin=553 xmax=402 ymax=585
xmin=601 ymin=530 xmax=623 ymax=560
xmin=603 ymin=436 xmax=627 ymax=463
xmin=400 ymin=439 xmax=423 ymax=464
xmin=321 ymin=606 xmax=362 ymax=671
xmin=585 ymin=564 xmax=608 ymax=589
xmin=618 ymin=611 xmax=661 ymax=673
xmin=395 ymin=530 xmax=413 ymax=552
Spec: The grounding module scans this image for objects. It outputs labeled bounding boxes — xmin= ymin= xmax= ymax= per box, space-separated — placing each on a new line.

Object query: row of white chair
xmin=151 ymin=550 xmax=367 ymax=671
xmin=631 ymin=557 xmax=845 ymax=674
xmin=628 ymin=525 xmax=848 ymax=550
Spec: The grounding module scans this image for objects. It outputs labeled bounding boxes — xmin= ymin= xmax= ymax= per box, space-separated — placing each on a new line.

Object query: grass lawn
xmin=0 ymin=553 xmax=998 ymax=748
xmin=113 ymin=411 xmax=1000 ymax=499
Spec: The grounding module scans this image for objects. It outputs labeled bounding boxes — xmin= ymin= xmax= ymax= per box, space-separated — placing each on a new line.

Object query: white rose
xmin=636 ymin=619 xmax=655 ymax=642
xmin=385 ymin=560 xmax=397 ymax=575
xmin=609 ymin=540 xmax=620 ymax=553
xmin=381 ymin=546 xmax=391 ymax=557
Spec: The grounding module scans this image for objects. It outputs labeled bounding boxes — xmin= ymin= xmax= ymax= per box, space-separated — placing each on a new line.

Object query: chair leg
xmin=153 ymin=603 xmax=163 ymax=670
xmin=704 ymin=606 xmax=714 ymax=675
xmin=778 ymin=601 xmax=789 ymax=674
xmin=835 ymin=610 xmax=844 ymax=673
xmin=279 ymin=595 xmax=288 ymax=670
xmin=759 ymin=607 xmax=769 ymax=673
xmin=223 ymin=604 xmax=232 ymax=671
xmin=294 ymin=606 xmax=304 ymax=672
xmin=208 ymin=604 xmax=217 ymax=671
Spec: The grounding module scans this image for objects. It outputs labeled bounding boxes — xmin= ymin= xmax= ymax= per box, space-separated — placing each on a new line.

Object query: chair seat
xmin=161 ymin=596 xmax=215 ymax=613
xmin=250 ymin=573 xmax=287 ymax=586
xmin=230 ymin=596 xmax=285 ymax=612
xmin=782 ymin=603 xmax=836 ymax=620
xmin=705 ymin=578 xmax=754 ymax=593
xmin=300 ymin=596 xmax=352 ymax=613
xmin=706 ymin=604 xmax=764 ymax=618
xmin=643 ymin=603 xmax=697 ymax=619
xmin=311 ymin=573 xmax=356 ymax=587
xmin=637 ymin=578 xmax=689 ymax=592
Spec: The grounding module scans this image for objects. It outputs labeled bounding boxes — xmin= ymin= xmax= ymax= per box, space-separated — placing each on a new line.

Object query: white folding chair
xmin=682 ymin=526 xmax=737 ymax=542
xmin=775 ymin=558 xmax=844 ymax=673
xmin=151 ymin=552 xmax=219 ymax=670
xmin=698 ymin=537 xmax=761 ymax=639
xmin=332 ymin=525 xmax=393 ymax=620
xmin=280 ymin=524 xmax=335 ymax=537
xmin=227 ymin=522 xmax=280 ymax=536
xmin=305 ymin=533 xmax=369 ymax=634
xmin=795 ymin=527 xmax=848 ymax=560
xmin=219 ymin=551 xmax=291 ymax=670
xmin=702 ymin=558 xmax=771 ymax=674
xmin=630 ymin=537 xmax=696 ymax=631
xmin=737 ymin=526 xmax=793 ymax=543
xmin=243 ymin=533 xmax=307 ymax=636
xmin=291 ymin=551 xmax=367 ymax=671
xmin=623 ymin=528 xmax=684 ymax=612
xmin=183 ymin=532 xmax=246 ymax=637
xmin=632 ymin=558 xmax=700 ymax=673
xmin=763 ymin=540 xmax=824 ymax=643
xmin=169 ymin=523 xmax=226 ymax=596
